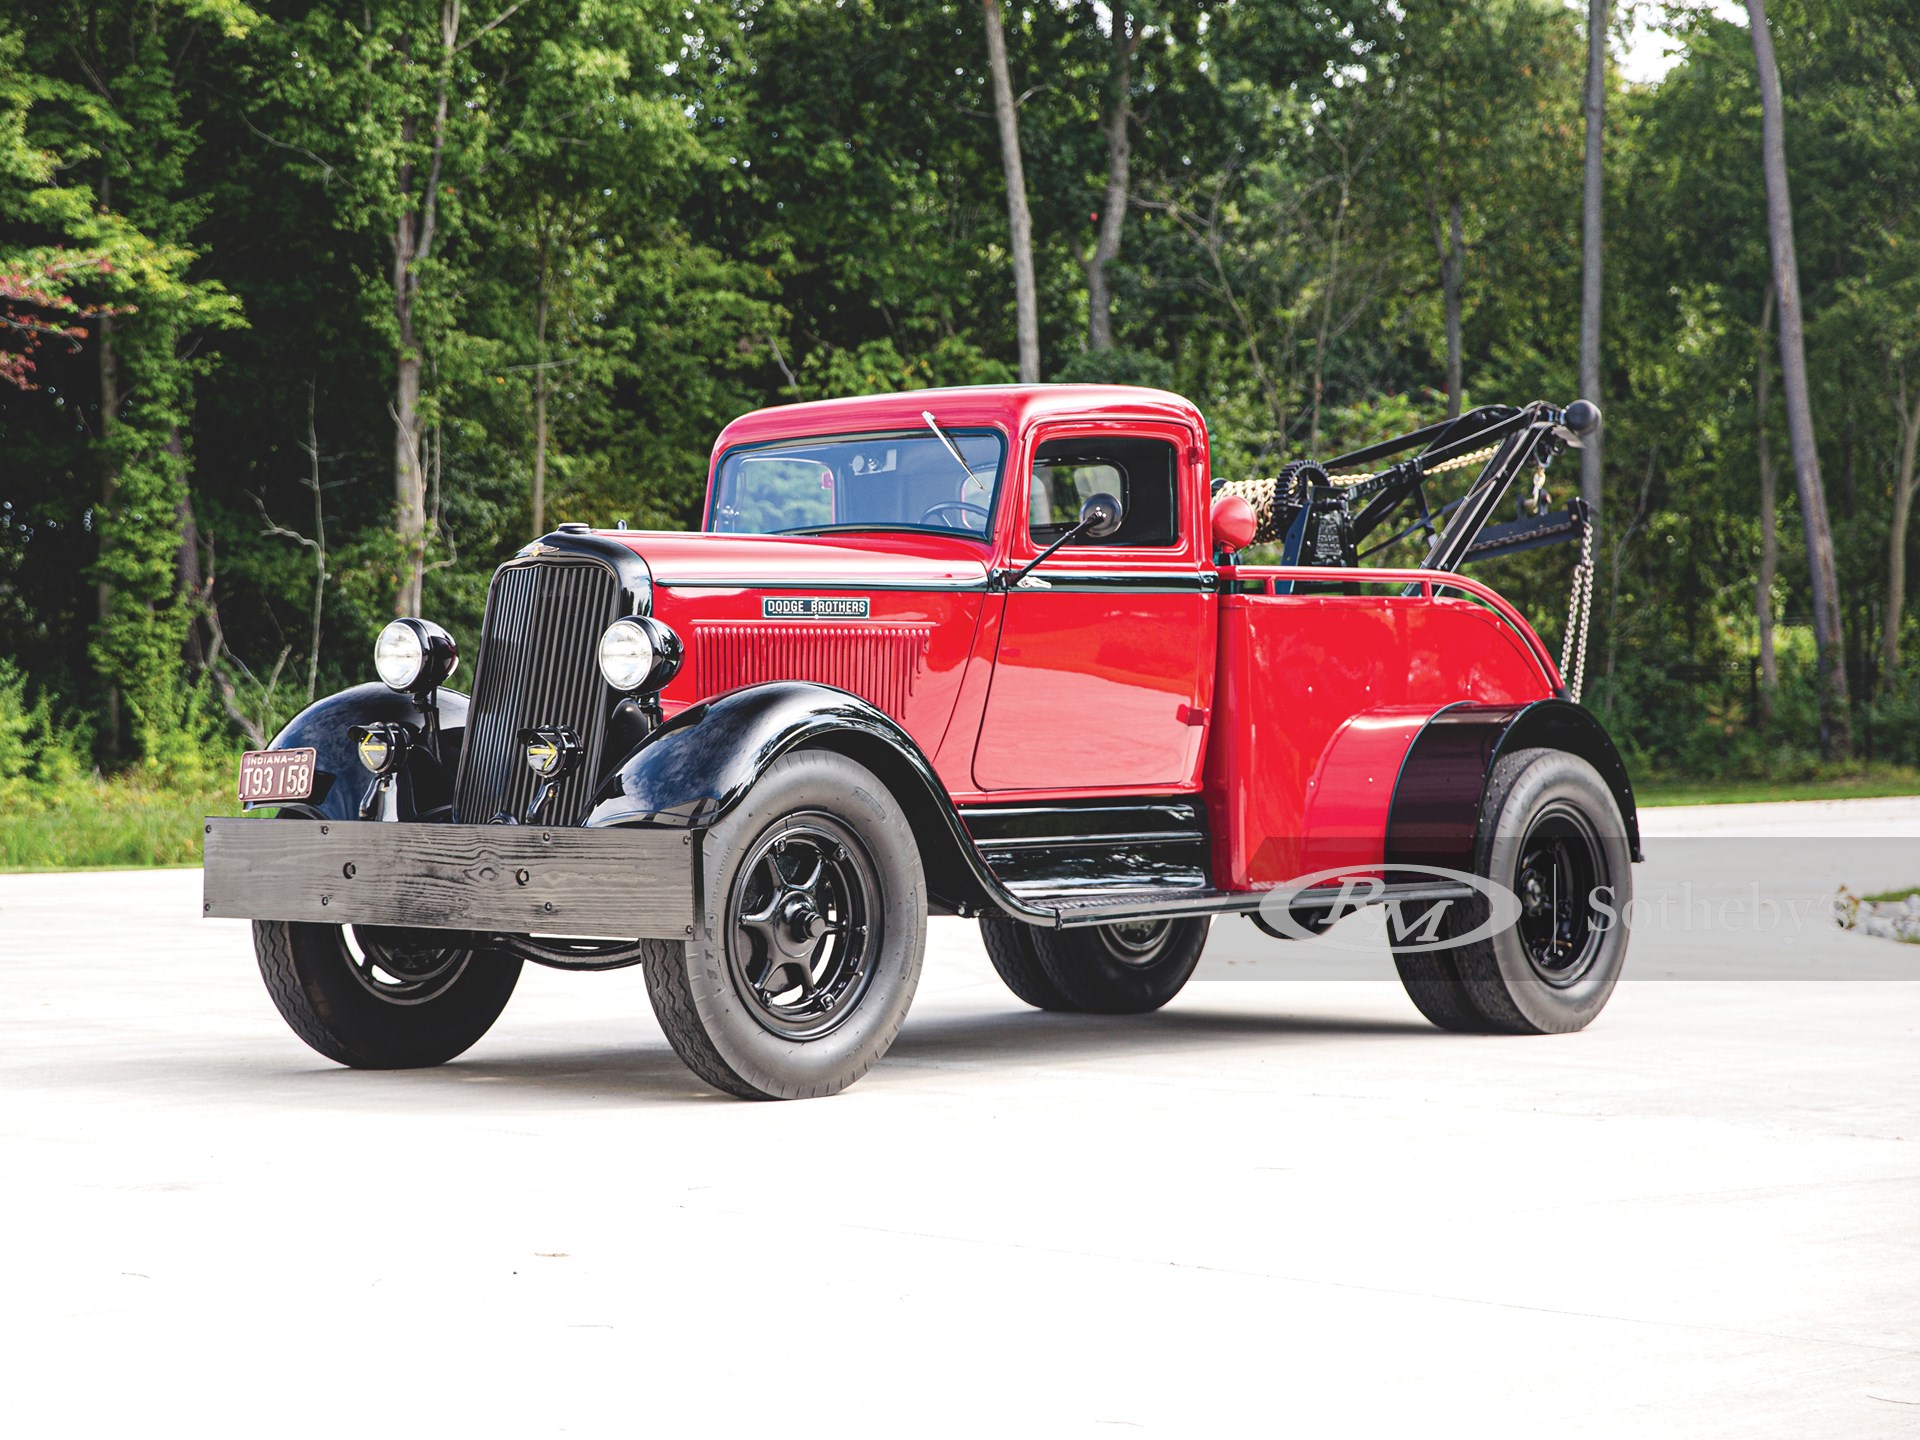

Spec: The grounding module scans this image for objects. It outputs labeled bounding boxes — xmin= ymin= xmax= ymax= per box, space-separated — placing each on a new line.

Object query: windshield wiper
xmin=776 ymin=523 xmax=950 ymax=537
xmin=922 ymin=410 xmax=979 ymax=486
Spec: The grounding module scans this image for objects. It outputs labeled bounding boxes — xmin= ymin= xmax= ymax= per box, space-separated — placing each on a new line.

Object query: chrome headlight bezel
xmin=375 ymin=617 xmax=458 ymax=694
xmin=597 ymin=616 xmax=683 ymax=695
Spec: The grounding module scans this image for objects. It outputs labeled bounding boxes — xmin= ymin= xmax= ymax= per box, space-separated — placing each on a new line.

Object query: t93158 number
xmin=237 ymin=748 xmax=317 ymax=803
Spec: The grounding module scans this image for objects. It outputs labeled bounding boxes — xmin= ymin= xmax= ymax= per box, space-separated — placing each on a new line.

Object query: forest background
xmin=4 ymin=0 xmax=1918 ymax=866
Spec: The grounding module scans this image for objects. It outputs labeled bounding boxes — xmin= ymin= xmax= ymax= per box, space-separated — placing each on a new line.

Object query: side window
xmin=1028 ymin=435 xmax=1179 ymax=548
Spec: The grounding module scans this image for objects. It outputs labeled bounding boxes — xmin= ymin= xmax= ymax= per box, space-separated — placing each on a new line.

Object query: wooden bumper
xmin=202 ymin=818 xmax=696 ymax=939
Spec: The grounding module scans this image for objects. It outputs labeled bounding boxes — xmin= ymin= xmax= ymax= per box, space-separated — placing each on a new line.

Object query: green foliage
xmin=0 ymin=658 xmax=240 ymax=867
xmin=0 ymin=658 xmax=88 ymax=805
xmin=1053 ymin=346 xmax=1175 ymax=390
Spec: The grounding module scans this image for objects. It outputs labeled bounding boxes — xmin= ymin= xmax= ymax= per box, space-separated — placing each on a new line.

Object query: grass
xmin=1 ymin=761 xmax=1916 ymax=871
xmin=1862 ymin=885 xmax=1920 ymax=905
xmin=0 ymin=774 xmax=245 ymax=871
xmin=1636 ymin=768 xmax=1920 ymax=807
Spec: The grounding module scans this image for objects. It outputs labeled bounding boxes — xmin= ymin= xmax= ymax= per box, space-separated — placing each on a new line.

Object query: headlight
xmin=374 ymin=618 xmax=458 ymax=693
xmin=597 ymin=616 xmax=682 ymax=694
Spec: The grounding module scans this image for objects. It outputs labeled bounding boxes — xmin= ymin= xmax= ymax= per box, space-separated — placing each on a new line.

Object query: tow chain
xmin=1560 ymin=510 xmax=1595 ymax=703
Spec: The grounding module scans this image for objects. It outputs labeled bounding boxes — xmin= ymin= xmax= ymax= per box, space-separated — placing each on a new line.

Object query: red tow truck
xmin=205 ymin=384 xmax=1635 ymax=1099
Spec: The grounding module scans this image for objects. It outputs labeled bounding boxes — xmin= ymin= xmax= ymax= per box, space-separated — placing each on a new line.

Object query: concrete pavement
xmin=2 ymin=800 xmax=1917 ymax=1437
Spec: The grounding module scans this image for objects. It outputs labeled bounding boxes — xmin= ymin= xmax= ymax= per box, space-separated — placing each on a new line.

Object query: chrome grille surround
xmin=454 ymin=558 xmax=621 ymax=826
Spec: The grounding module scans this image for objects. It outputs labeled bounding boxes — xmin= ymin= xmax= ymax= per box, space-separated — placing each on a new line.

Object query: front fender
xmin=587 ymin=682 xmax=932 ymax=830
xmin=257 ymin=682 xmax=469 ymax=823
xmin=585 ymin=681 xmax=1036 ymax=919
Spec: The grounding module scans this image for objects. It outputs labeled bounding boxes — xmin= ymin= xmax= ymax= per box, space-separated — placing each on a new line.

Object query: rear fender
xmin=1289 ymin=707 xmax=1439 ymax=877
xmin=586 ymin=681 xmax=1027 ymax=917
xmin=1385 ymin=699 xmax=1641 ymax=875
xmin=254 ymin=682 xmax=469 ymax=823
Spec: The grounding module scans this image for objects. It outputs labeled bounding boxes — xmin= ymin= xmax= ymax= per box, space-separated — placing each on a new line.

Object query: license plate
xmin=237 ymin=748 xmax=317 ymax=803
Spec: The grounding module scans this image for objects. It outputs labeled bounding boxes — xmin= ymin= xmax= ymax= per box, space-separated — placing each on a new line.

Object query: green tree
xmin=4 ymin=2 xmax=250 ymax=765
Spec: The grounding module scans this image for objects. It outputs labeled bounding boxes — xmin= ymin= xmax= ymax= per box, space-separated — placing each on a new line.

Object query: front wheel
xmin=253 ymin=920 xmax=522 ymax=1068
xmin=643 ymin=750 xmax=927 ymax=1099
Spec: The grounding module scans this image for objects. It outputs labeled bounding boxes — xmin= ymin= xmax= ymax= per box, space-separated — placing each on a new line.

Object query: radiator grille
xmin=454 ymin=560 xmax=620 ymax=825
xmin=692 ymin=622 xmax=931 ymax=720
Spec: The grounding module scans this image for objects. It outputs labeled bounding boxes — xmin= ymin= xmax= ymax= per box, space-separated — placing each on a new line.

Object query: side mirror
xmin=1211 ymin=493 xmax=1257 ymax=554
xmin=1009 ymin=491 xmax=1127 ymax=586
xmin=1076 ymin=492 xmax=1123 ymax=541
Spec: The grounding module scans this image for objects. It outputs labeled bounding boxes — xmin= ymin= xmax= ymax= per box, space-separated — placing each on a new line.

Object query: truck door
xmin=971 ymin=426 xmax=1214 ymax=793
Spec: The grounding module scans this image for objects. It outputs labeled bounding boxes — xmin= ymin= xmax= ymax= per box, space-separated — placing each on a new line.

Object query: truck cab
xmin=206 ymin=385 xmax=1638 ymax=1099
xmin=645 ymin=385 xmax=1219 ymax=800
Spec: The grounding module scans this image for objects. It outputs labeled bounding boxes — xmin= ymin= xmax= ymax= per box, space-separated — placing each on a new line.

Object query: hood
xmin=597 ymin=530 xmax=994 ymax=590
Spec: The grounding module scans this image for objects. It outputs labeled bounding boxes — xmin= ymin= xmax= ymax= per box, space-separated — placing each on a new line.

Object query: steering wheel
xmin=920 ymin=501 xmax=991 ymax=533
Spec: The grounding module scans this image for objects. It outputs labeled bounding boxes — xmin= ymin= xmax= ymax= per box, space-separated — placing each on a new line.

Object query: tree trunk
xmin=1085 ymin=7 xmax=1134 ymax=353
xmin=1885 ymin=367 xmax=1920 ymax=679
xmin=532 ymin=223 xmax=551 ymax=536
xmin=1433 ymin=193 xmax=1465 ymax=418
xmin=96 ymin=307 xmax=122 ymax=756
xmin=393 ymin=285 xmax=425 ymax=616
xmin=982 ymin=0 xmax=1041 ymax=382
xmin=1747 ymin=0 xmax=1852 ymax=757
xmin=302 ymin=383 xmax=328 ymax=703
xmin=390 ymin=3 xmax=458 ymax=618
xmin=174 ymin=437 xmax=205 ymax=671
xmin=1308 ymin=168 xmax=1349 ymax=454
xmin=1755 ymin=283 xmax=1779 ymax=722
xmin=1578 ymin=0 xmax=1607 ymax=541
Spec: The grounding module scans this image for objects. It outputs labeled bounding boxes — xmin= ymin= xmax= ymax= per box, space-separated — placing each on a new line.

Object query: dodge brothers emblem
xmin=762 ymin=596 xmax=870 ymax=619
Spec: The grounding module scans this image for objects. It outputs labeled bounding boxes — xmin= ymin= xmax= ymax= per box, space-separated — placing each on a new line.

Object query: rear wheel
xmin=1030 ymin=916 xmax=1209 ymax=1015
xmin=253 ymin=920 xmax=522 ymax=1068
xmin=643 ymin=750 xmax=926 ymax=1099
xmin=1393 ymin=747 xmax=1632 ymax=1034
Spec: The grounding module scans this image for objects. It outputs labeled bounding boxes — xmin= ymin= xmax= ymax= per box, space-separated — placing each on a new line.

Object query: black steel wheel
xmin=1511 ymin=802 xmax=1608 ymax=986
xmin=726 ymin=814 xmax=881 ymax=1039
xmin=643 ymin=749 xmax=926 ymax=1099
xmin=1393 ymin=747 xmax=1632 ymax=1035
xmin=253 ymin=919 xmax=522 ymax=1068
xmin=1030 ymin=916 xmax=1210 ymax=1014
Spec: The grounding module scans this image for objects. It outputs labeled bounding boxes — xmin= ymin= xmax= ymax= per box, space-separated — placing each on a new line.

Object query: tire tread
xmin=979 ymin=917 xmax=1078 ymax=1010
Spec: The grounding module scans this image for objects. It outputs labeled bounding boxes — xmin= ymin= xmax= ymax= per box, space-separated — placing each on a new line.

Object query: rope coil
xmin=1219 ymin=445 xmax=1505 ymax=548
xmin=1325 ymin=443 xmax=1499 ymax=486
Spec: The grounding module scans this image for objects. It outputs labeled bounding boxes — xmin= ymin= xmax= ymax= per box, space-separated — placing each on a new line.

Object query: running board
xmin=1015 ymin=880 xmax=1476 ymax=929
xmin=1039 ymin=889 xmax=1262 ymax=928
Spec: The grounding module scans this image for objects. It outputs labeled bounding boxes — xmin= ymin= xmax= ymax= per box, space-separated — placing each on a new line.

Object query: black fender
xmin=1385 ymin=698 xmax=1641 ymax=876
xmin=585 ymin=681 xmax=1045 ymax=920
xmin=253 ymin=683 xmax=469 ymax=823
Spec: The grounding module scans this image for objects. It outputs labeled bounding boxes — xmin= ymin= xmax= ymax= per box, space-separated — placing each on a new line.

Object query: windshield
xmin=708 ymin=428 xmax=1006 ymax=538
